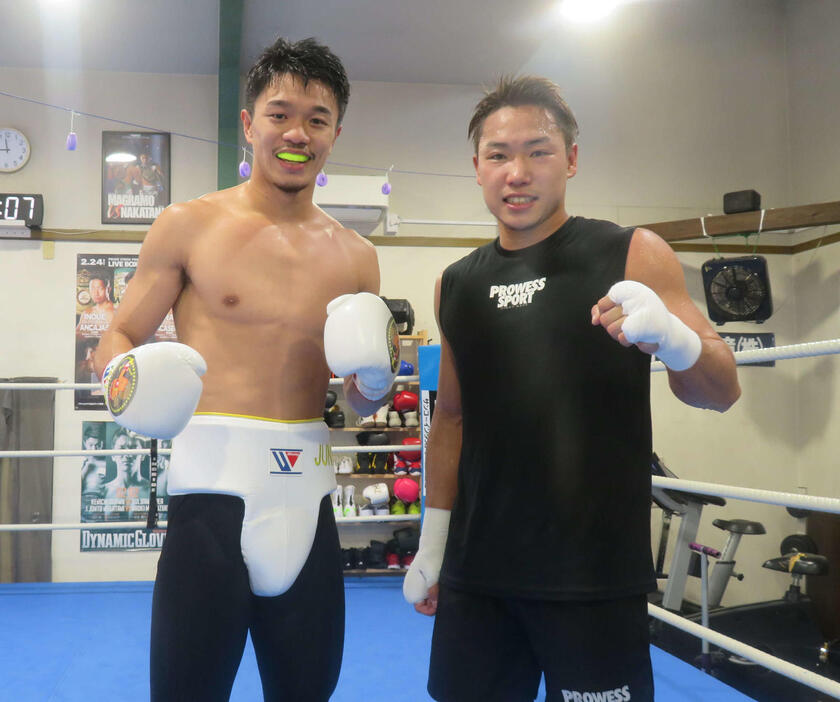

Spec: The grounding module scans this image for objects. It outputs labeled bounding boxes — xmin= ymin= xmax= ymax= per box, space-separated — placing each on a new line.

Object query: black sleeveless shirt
xmin=438 ymin=216 xmax=656 ymax=600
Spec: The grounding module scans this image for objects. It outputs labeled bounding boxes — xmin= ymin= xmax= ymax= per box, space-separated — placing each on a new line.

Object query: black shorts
xmin=428 ymin=586 xmax=653 ymax=702
xmin=150 ymin=493 xmax=344 ymax=702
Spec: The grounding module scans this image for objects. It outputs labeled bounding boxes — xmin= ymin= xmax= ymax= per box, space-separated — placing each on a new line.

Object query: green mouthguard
xmin=276 ymin=152 xmax=309 ymax=162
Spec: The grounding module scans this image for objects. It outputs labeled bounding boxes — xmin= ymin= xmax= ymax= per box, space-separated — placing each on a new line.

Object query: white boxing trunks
xmin=168 ymin=413 xmax=337 ymax=597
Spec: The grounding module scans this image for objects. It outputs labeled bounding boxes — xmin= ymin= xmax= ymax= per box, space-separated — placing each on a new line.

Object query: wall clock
xmin=0 ymin=128 xmax=31 ymax=173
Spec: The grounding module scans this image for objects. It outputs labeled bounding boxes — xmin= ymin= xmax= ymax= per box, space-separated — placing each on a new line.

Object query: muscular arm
xmin=93 ymin=205 xmax=189 ymax=377
xmin=409 ymin=276 xmax=462 ymax=616
xmin=597 ymin=228 xmax=740 ymax=411
xmin=425 ymin=275 xmax=462 ymax=510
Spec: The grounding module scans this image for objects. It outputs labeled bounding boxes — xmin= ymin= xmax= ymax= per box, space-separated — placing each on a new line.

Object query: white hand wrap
xmin=403 ymin=507 xmax=451 ymax=604
xmin=102 ymin=342 xmax=206 ymax=439
xmin=607 ymin=280 xmax=701 ymax=371
xmin=324 ymin=293 xmax=400 ymax=401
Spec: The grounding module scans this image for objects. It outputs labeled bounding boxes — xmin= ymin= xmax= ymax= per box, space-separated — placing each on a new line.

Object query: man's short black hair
xmin=468 ymin=75 xmax=579 ymax=153
xmin=245 ymin=37 xmax=350 ymax=124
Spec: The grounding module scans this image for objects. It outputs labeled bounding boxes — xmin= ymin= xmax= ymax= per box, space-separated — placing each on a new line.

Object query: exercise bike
xmin=648 ymin=454 xmax=840 ymax=701
xmin=649 ymin=452 xmax=765 ymax=615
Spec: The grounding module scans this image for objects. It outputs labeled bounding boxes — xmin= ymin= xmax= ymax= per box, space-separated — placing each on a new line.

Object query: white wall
xmin=785 ymin=0 xmax=840 ymax=509
xmin=1 ymin=1 xmax=839 ymax=603
xmin=0 ymin=67 xmax=218 ymax=229
xmin=652 ymin=253 xmax=804 ymax=606
xmin=785 ymin=0 xmax=840 ymax=206
xmin=0 ymin=66 xmax=217 ymax=581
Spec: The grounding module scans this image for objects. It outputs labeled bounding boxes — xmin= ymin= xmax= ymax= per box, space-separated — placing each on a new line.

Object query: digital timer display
xmin=0 ymin=194 xmax=43 ymax=228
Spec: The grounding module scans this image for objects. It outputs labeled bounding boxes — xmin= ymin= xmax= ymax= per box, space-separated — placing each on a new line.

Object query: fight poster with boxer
xmin=101 ymin=131 xmax=170 ymax=224
xmin=80 ymin=420 xmax=170 ymax=551
xmin=75 ymin=253 xmax=177 ymax=409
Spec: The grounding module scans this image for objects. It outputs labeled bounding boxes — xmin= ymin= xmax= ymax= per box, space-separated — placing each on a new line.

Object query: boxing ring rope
xmin=0 ymin=449 xmax=171 ymax=458
xmin=651 ymin=338 xmax=840 ymax=372
xmin=648 ymin=604 xmax=840 ymax=699
xmin=2 ymin=521 xmax=158 ymax=532
xmin=3 ymin=340 xmax=840 ymax=696
xmin=1 ymin=337 xmax=838 ymax=390
xmin=0 ymin=375 xmax=421 ymax=391
xmin=0 ymin=445 xmax=406 ymax=458
xmin=652 ymin=476 xmax=840 ymax=515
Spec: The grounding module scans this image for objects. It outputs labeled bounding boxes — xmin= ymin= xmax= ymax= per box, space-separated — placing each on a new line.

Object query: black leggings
xmin=150 ymin=493 xmax=344 ymax=702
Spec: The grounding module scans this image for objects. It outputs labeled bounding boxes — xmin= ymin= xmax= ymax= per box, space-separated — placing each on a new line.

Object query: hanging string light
xmin=238 ymin=147 xmax=251 ymax=178
xmin=65 ymin=110 xmax=77 ymax=151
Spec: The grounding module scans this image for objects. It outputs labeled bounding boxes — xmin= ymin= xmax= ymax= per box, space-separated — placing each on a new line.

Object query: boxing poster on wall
xmin=75 ymin=253 xmax=176 ymax=409
xmin=80 ymin=420 xmax=170 ymax=552
xmin=102 ymin=131 xmax=170 ymax=224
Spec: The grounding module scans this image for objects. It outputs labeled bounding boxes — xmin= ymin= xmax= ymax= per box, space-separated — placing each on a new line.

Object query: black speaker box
xmin=723 ymin=189 xmax=761 ymax=214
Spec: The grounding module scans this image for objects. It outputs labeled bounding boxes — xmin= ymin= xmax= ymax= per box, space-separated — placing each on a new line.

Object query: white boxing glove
xmin=362 ymin=482 xmax=390 ymax=506
xmin=607 ymin=281 xmax=701 ymax=371
xmin=403 ymin=507 xmax=451 ymax=604
xmin=102 ymin=341 xmax=206 ymax=439
xmin=324 ymin=293 xmax=400 ymax=401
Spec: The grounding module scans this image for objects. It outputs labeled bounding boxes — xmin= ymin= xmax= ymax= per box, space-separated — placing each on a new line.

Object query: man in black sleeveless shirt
xmin=403 ymin=76 xmax=740 ymax=702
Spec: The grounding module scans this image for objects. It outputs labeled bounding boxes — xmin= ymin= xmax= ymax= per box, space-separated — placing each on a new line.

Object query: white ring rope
xmin=0 ymin=449 xmax=172 ymax=458
xmin=0 ymin=513 xmax=420 ymax=531
xmin=2 ymin=339 xmax=839 ymax=389
xmin=0 ymin=382 xmax=99 ymax=390
xmin=1 ymin=342 xmax=837 ymax=696
xmin=652 ymin=475 xmax=840 ymax=515
xmin=3 ymin=338 xmax=840 ymax=389
xmin=652 ymin=338 xmax=840 ymax=372
xmin=0 ymin=375 xmax=421 ymax=391
xmin=2 ymin=521 xmax=166 ymax=532
xmin=649 ymin=603 xmax=840 ymax=699
xmin=0 ymin=445 xmax=404 ymax=458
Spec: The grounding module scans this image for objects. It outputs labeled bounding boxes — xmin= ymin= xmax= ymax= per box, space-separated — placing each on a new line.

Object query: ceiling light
xmin=558 ymin=0 xmax=620 ymax=23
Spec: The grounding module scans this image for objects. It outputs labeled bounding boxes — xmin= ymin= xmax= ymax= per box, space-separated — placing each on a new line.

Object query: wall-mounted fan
xmin=701 ymin=256 xmax=773 ymax=325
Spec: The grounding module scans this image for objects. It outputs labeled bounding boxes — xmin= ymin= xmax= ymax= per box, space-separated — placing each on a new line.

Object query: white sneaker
xmin=403 ymin=411 xmax=419 ymax=427
xmin=387 ymin=410 xmax=402 ymax=428
xmin=373 ymin=503 xmax=390 ymax=516
xmin=374 ymin=404 xmax=389 ymax=428
xmin=359 ymin=502 xmax=375 ymax=517
xmin=343 ymin=484 xmax=357 ymax=518
xmin=331 ymin=489 xmax=342 ymax=519
xmin=357 ymin=415 xmax=375 ymax=429
xmin=336 ymin=456 xmax=354 ymax=474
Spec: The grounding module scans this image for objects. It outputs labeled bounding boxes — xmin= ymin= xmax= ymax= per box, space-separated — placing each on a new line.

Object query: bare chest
xmin=182 ymin=224 xmax=359 ymax=325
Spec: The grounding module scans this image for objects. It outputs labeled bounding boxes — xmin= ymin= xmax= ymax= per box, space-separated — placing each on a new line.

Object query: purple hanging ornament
xmin=66 ymin=110 xmax=77 ymax=150
xmin=381 ymin=165 xmax=394 ymax=195
xmin=238 ymin=147 xmax=251 ymax=178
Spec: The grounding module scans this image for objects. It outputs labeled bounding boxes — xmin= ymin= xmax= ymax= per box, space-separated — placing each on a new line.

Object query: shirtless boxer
xmin=404 ymin=76 xmax=740 ymax=702
xmin=95 ymin=37 xmax=398 ymax=702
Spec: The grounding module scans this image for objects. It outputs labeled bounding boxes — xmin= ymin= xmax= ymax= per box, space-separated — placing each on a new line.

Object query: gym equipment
xmin=650 ymin=453 xmax=765 ymax=613
xmin=652 ymin=520 xmax=840 ymax=701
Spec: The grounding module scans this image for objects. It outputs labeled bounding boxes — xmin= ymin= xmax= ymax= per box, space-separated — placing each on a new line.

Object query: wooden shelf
xmin=639 ymin=200 xmax=840 ymax=243
xmin=329 ymin=426 xmax=419 ymax=432
xmin=336 ymin=473 xmax=421 ymax=480
xmin=343 ymin=568 xmax=406 ymax=576
xmin=336 ymin=515 xmax=420 ymax=524
xmin=328 ymin=376 xmax=419 ymax=387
